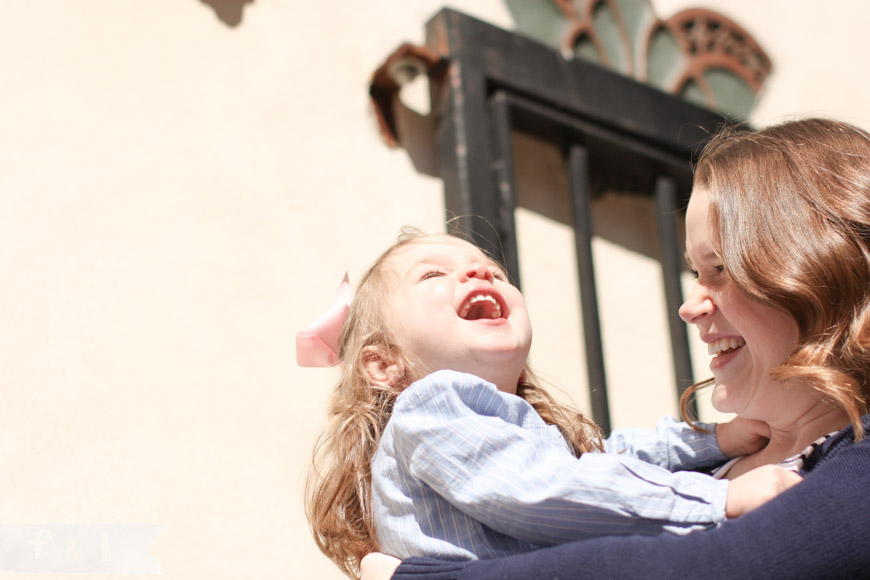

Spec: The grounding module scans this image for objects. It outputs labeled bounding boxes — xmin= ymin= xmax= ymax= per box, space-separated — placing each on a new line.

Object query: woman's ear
xmin=362 ymin=345 xmax=406 ymax=388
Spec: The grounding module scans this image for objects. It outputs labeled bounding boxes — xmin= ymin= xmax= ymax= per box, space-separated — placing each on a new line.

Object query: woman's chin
xmin=710 ymin=385 xmax=737 ymax=415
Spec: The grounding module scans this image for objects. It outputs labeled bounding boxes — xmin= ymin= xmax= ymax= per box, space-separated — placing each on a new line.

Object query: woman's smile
xmin=707 ymin=336 xmax=746 ymax=357
xmin=706 ymin=336 xmax=746 ymax=370
xmin=708 ymin=341 xmax=743 ymax=371
xmin=680 ymin=187 xmax=799 ymax=416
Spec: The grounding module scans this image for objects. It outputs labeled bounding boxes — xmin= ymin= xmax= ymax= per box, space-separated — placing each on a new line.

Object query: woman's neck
xmin=727 ymin=406 xmax=850 ymax=478
xmin=774 ymin=404 xmax=849 ymax=449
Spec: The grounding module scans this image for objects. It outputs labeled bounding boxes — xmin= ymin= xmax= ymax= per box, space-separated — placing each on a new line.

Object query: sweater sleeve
xmin=389 ymin=371 xmax=728 ymax=546
xmin=391 ymin=425 xmax=870 ymax=580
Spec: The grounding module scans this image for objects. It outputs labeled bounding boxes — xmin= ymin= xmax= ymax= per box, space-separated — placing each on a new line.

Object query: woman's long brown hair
xmin=681 ymin=118 xmax=870 ymax=438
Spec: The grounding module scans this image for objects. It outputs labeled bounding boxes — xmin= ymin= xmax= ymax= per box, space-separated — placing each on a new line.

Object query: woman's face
xmin=679 ymin=187 xmax=799 ymax=418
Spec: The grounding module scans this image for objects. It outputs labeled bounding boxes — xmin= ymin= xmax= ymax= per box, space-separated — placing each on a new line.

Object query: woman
xmin=360 ymin=117 xmax=870 ymax=579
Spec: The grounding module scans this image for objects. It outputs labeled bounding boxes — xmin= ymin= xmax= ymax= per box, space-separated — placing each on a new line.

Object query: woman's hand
xmin=725 ymin=464 xmax=802 ymax=518
xmin=716 ymin=416 xmax=770 ymax=458
xmin=360 ymin=553 xmax=401 ymax=580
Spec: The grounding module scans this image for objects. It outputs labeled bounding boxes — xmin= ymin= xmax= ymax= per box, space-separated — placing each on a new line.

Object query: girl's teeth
xmin=459 ymin=294 xmax=502 ymax=319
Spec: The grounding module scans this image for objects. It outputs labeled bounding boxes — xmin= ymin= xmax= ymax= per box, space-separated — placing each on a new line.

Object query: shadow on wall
xmin=199 ymin=0 xmax=255 ymax=26
xmin=511 ymin=132 xmax=668 ymax=264
xmin=391 ymin=101 xmax=671 ymax=264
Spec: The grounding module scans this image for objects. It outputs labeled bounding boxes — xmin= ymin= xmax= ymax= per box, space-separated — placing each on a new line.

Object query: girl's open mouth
xmin=458 ymin=292 xmax=506 ymax=320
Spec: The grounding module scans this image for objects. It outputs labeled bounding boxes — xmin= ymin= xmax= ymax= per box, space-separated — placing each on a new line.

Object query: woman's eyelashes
xmin=689 ymin=265 xmax=725 ymax=280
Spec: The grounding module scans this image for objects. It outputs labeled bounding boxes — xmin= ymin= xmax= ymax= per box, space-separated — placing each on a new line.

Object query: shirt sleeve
xmin=603 ymin=416 xmax=727 ymax=472
xmin=390 ymin=371 xmax=728 ymax=546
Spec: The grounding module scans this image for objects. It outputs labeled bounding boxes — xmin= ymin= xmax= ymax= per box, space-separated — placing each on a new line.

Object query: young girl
xmin=303 ymin=229 xmax=798 ymax=578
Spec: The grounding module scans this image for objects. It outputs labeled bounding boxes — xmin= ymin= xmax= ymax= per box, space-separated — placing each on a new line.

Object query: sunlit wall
xmin=1 ymin=1 xmax=868 ymax=578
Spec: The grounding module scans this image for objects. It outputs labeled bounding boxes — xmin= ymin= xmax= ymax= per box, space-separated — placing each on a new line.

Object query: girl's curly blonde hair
xmin=305 ymin=229 xmax=603 ymax=577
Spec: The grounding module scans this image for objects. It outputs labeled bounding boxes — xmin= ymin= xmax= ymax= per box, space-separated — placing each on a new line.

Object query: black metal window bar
xmin=384 ymin=9 xmax=735 ymax=433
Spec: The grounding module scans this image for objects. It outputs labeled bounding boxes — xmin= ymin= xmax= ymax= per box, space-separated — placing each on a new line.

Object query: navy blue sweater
xmin=392 ymin=416 xmax=870 ymax=580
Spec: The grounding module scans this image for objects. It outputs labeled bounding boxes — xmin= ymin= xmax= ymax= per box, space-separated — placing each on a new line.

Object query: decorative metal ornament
xmin=510 ymin=0 xmax=772 ymax=118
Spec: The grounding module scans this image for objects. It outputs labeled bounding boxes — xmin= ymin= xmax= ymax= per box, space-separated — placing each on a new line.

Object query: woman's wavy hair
xmin=305 ymin=228 xmax=603 ymax=577
xmin=680 ymin=118 xmax=870 ymax=438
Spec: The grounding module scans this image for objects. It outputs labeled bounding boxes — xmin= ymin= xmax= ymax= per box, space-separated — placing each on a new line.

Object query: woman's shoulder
xmin=802 ymin=414 xmax=870 ymax=473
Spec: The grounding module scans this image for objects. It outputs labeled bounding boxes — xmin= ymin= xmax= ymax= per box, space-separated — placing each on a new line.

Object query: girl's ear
xmin=362 ymin=345 xmax=406 ymax=388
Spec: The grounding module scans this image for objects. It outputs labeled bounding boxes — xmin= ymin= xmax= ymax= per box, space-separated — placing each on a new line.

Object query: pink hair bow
xmin=296 ymin=273 xmax=353 ymax=367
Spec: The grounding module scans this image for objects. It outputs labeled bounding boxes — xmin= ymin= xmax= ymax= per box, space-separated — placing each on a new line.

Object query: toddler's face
xmin=384 ymin=236 xmax=532 ymax=394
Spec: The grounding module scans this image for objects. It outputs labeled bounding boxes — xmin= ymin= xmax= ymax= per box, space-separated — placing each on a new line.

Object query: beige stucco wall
xmin=1 ymin=1 xmax=869 ymax=578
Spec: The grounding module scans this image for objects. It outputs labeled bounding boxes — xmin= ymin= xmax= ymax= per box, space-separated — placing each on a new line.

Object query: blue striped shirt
xmin=372 ymin=370 xmax=729 ymax=560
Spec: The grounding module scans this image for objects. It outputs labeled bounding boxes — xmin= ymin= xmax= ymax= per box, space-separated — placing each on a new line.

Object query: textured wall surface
xmin=1 ymin=1 xmax=869 ymax=578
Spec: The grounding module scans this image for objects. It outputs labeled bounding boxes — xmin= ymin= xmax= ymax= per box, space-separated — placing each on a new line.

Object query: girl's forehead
xmin=392 ymin=236 xmax=493 ymax=265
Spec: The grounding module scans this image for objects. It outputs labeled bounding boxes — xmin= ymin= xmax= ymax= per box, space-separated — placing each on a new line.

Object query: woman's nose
xmin=679 ymin=284 xmax=714 ymax=324
xmin=461 ymin=262 xmax=494 ymax=283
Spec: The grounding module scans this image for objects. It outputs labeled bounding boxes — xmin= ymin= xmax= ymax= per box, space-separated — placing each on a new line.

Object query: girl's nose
xmin=461 ymin=262 xmax=494 ymax=283
xmin=679 ymin=284 xmax=714 ymax=324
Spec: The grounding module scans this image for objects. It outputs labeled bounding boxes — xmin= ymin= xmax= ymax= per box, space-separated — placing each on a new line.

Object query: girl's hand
xmin=360 ymin=553 xmax=401 ymax=580
xmin=716 ymin=416 xmax=770 ymax=458
xmin=725 ymin=464 xmax=802 ymax=518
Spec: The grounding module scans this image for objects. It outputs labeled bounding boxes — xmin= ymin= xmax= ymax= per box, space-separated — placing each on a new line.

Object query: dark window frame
xmin=377 ymin=9 xmax=739 ymax=432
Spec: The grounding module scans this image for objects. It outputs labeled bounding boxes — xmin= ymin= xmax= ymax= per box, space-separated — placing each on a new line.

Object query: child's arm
xmin=386 ymin=371 xmax=732 ymax=545
xmin=362 ymin=463 xmax=802 ymax=579
xmin=385 ymin=441 xmax=864 ymax=580
xmin=603 ymin=417 xmax=725 ymax=471
xmin=603 ymin=416 xmax=770 ymax=472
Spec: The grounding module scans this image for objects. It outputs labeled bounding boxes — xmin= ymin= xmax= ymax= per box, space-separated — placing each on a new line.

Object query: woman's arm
xmin=386 ymin=431 xmax=870 ymax=580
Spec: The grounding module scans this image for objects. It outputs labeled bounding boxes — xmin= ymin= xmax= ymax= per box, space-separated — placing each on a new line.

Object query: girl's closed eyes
xmin=420 ymin=270 xmax=445 ymax=281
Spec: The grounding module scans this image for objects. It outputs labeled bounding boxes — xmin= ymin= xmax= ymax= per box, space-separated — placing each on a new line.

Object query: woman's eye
xmin=696 ymin=265 xmax=726 ymax=282
xmin=689 ymin=265 xmax=724 ymax=282
xmin=493 ymin=270 xmax=508 ymax=282
xmin=420 ymin=270 xmax=445 ymax=281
